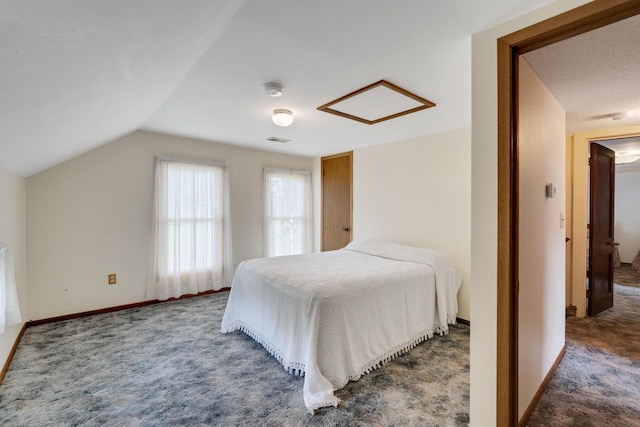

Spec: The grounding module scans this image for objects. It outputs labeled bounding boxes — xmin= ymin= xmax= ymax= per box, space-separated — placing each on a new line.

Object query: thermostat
xmin=545 ymin=182 xmax=557 ymax=198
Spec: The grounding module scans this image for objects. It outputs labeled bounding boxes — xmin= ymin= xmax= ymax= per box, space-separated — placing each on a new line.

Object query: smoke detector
xmin=264 ymin=82 xmax=284 ymax=97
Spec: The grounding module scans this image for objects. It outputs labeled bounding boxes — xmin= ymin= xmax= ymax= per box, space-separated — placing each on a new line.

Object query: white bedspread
xmin=220 ymin=239 xmax=462 ymax=412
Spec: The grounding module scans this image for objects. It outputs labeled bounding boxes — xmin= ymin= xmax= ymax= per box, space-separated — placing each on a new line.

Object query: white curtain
xmin=263 ymin=167 xmax=313 ymax=257
xmin=0 ymin=243 xmax=21 ymax=334
xmin=147 ymin=156 xmax=232 ymax=300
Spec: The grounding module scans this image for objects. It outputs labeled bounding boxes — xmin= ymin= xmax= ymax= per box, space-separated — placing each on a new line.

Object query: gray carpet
xmin=613 ymin=262 xmax=640 ymax=288
xmin=0 ymin=291 xmax=469 ymax=426
xmin=527 ymin=284 xmax=640 ymax=426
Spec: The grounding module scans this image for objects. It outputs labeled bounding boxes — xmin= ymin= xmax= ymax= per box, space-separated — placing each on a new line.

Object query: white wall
xmin=471 ymin=0 xmax=589 ymax=424
xmin=517 ymin=57 xmax=566 ymax=419
xmin=615 ymin=169 xmax=640 ymax=262
xmin=26 ymin=131 xmax=312 ymax=320
xmin=352 ymin=128 xmax=471 ymax=321
xmin=0 ymin=166 xmax=26 ymax=369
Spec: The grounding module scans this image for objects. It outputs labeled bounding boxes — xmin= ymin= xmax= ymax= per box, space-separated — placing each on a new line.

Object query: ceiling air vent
xmin=265 ymin=136 xmax=291 ymax=143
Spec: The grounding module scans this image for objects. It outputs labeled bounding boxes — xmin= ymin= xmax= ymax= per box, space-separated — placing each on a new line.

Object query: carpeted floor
xmin=612 ymin=262 xmax=640 ymax=288
xmin=527 ymin=283 xmax=640 ymax=426
xmin=0 ymin=291 xmax=470 ymax=426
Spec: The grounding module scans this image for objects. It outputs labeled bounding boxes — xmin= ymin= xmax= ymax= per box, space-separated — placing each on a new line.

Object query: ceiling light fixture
xmin=272 ymin=109 xmax=294 ymax=127
xmin=615 ymin=151 xmax=640 ymax=165
xmin=615 ymin=155 xmax=640 ymax=165
xmin=264 ymin=82 xmax=284 ymax=97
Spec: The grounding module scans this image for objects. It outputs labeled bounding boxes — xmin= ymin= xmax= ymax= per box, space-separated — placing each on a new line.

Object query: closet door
xmin=321 ymin=152 xmax=352 ymax=251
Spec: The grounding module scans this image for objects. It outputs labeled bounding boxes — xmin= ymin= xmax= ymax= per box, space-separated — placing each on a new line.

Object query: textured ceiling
xmin=523 ymin=13 xmax=640 ymax=136
xmin=0 ymin=0 xmax=557 ymax=177
xmin=524 ymin=13 xmax=640 ymax=171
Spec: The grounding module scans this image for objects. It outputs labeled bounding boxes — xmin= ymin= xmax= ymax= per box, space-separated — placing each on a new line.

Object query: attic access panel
xmin=317 ymin=80 xmax=435 ymax=125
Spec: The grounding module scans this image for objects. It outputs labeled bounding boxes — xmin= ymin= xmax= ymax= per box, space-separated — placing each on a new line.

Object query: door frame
xmin=497 ymin=1 xmax=640 ymax=425
xmin=570 ymin=126 xmax=640 ymax=318
xmin=320 ymin=151 xmax=353 ymax=251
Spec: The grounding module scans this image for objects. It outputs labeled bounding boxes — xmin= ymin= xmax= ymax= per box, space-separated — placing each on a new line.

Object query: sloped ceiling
xmin=1 ymin=0 xmax=558 ymax=177
xmin=0 ymin=0 xmax=244 ymax=176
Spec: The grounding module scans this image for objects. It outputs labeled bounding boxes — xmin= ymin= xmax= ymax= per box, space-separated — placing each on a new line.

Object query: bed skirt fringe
xmin=223 ymin=320 xmax=451 ymax=393
xmin=338 ymin=323 xmax=450 ymax=389
xmin=222 ymin=321 xmax=307 ymax=375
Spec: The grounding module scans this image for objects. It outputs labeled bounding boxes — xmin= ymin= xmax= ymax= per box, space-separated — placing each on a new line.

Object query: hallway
xmin=527 ymin=265 xmax=640 ymax=425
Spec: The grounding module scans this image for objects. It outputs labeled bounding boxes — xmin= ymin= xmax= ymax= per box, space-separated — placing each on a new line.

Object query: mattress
xmin=220 ymin=239 xmax=462 ymax=412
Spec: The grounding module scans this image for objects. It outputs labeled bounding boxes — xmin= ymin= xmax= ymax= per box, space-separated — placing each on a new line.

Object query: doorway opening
xmin=567 ymin=130 xmax=640 ymax=318
xmin=589 ymin=136 xmax=640 ymax=312
xmin=497 ymin=1 xmax=640 ymax=425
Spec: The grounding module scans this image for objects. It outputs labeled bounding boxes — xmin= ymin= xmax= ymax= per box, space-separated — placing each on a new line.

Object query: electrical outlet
xmin=108 ymin=274 xmax=117 ymax=285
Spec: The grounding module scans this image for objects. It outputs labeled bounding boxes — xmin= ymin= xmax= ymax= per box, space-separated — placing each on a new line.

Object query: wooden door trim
xmin=497 ymin=1 xmax=640 ymax=425
xmin=321 ymin=151 xmax=353 ymax=251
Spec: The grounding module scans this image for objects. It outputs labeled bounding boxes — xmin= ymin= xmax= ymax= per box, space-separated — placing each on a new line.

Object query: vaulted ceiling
xmin=1 ymin=0 xmax=561 ymax=177
xmin=6 ymin=2 xmax=640 ymax=177
xmin=3 ymin=0 xmax=596 ymax=177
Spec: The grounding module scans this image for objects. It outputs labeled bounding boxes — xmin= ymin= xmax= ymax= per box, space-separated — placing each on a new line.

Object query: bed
xmin=220 ymin=239 xmax=462 ymax=412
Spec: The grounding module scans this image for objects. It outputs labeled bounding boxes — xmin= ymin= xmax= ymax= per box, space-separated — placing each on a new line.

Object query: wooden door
xmin=587 ymin=142 xmax=615 ymax=316
xmin=321 ymin=152 xmax=352 ymax=251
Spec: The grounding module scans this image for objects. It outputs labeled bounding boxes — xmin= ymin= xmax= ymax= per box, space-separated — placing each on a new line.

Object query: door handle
xmin=342 ymin=226 xmax=350 ymax=232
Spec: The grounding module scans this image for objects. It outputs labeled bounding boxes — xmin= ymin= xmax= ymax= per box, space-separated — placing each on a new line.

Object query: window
xmin=148 ymin=157 xmax=232 ymax=300
xmin=263 ymin=167 xmax=312 ymax=257
xmin=0 ymin=244 xmax=21 ymax=333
